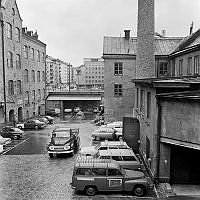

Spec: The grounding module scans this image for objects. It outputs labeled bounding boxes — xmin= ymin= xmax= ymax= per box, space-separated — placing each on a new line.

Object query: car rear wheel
xmin=133 ymin=185 xmax=145 ymax=197
xmin=18 ymin=126 xmax=23 ymax=130
xmin=35 ymin=125 xmax=38 ymax=130
xmin=13 ymin=135 xmax=18 ymax=140
xmin=85 ymin=186 xmax=96 ymax=196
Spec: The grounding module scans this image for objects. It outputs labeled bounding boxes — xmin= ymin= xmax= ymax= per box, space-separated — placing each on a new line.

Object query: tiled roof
xmin=187 ymin=35 xmax=200 ymax=48
xmin=103 ymin=36 xmax=183 ymax=56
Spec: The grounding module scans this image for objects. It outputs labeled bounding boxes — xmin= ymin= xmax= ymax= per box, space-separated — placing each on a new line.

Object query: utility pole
xmin=0 ymin=3 xmax=7 ymax=123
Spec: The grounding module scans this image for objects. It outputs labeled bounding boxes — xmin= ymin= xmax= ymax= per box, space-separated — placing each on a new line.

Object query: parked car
xmin=80 ymin=140 xmax=130 ymax=156
xmin=71 ymin=156 xmax=151 ymax=197
xmin=0 ymin=135 xmax=12 ymax=146
xmin=36 ymin=117 xmax=48 ymax=125
xmin=47 ymin=127 xmax=80 ymax=157
xmin=0 ymin=126 xmax=24 ymax=140
xmin=94 ymin=148 xmax=141 ymax=170
xmin=74 ymin=107 xmax=81 ymax=113
xmin=16 ymin=119 xmax=45 ymax=130
xmin=91 ymin=127 xmax=122 ymax=141
xmin=64 ymin=108 xmax=72 ymax=113
xmin=44 ymin=115 xmax=54 ymax=124
xmin=46 ymin=108 xmax=60 ymax=117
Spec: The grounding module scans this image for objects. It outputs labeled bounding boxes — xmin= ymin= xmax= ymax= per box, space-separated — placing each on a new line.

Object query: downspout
xmin=0 ymin=3 xmax=7 ymax=123
xmin=155 ymin=97 xmax=161 ymax=182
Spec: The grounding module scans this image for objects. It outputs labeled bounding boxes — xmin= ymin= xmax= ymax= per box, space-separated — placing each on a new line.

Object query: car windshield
xmin=53 ymin=131 xmax=70 ymax=138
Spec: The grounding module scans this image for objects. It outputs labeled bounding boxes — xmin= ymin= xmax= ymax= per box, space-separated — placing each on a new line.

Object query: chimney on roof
xmin=124 ymin=30 xmax=130 ymax=40
xmin=33 ymin=31 xmax=38 ymax=40
xmin=22 ymin=27 xmax=27 ymax=33
xmin=190 ymin=22 xmax=193 ymax=35
xmin=162 ymin=30 xmax=166 ymax=37
xmin=27 ymin=31 xmax=33 ymax=36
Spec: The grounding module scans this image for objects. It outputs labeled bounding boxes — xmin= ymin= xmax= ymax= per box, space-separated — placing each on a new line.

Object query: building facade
xmin=133 ymin=0 xmax=200 ymax=184
xmin=75 ymin=58 xmax=104 ymax=90
xmin=22 ymin=28 xmax=46 ymax=118
xmin=0 ymin=0 xmax=46 ymax=123
xmin=103 ymin=30 xmax=182 ymax=122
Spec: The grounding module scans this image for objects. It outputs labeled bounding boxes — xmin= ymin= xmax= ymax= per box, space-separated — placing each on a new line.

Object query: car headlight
xmin=49 ymin=146 xmax=54 ymax=150
xmin=64 ymin=146 xmax=70 ymax=150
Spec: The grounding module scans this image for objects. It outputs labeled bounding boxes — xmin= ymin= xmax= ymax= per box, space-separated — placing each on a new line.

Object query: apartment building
xmin=0 ymin=0 xmax=46 ymax=122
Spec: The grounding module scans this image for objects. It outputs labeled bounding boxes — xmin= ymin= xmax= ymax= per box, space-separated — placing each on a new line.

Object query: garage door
xmin=170 ymin=145 xmax=200 ymax=184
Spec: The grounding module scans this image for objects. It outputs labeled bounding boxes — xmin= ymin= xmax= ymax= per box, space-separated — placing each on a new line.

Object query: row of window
xmin=85 ymin=71 xmax=104 ymax=74
xmin=7 ymin=52 xmax=21 ymax=69
xmin=178 ymin=55 xmax=199 ymax=75
xmin=136 ymin=88 xmax=151 ymax=119
xmin=23 ymin=45 xmax=45 ymax=62
xmin=24 ymin=70 xmax=45 ymax=83
xmin=85 ymin=76 xmax=104 ymax=79
xmin=85 ymin=80 xmax=103 ymax=83
xmin=6 ymin=22 xmax=20 ymax=42
xmin=85 ymin=67 xmax=104 ymax=71
xmin=24 ymin=89 xmax=45 ymax=106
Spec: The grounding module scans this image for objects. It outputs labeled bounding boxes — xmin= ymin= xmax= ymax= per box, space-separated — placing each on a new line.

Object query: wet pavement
xmin=0 ymin=118 xmax=156 ymax=200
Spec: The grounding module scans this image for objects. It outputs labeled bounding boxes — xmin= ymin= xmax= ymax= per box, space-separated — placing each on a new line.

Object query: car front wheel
xmin=85 ymin=186 xmax=96 ymax=196
xmin=13 ymin=135 xmax=18 ymax=140
xmin=133 ymin=185 xmax=145 ymax=197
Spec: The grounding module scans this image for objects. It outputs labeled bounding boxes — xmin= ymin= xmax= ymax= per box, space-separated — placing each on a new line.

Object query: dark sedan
xmin=16 ymin=119 xmax=45 ymax=130
xmin=0 ymin=126 xmax=24 ymax=140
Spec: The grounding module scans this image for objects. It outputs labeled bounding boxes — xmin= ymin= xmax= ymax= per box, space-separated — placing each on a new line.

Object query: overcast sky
xmin=17 ymin=0 xmax=200 ymax=67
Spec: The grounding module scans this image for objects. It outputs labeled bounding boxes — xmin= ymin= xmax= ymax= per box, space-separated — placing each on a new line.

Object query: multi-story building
xmin=75 ymin=58 xmax=104 ymax=90
xmin=22 ymin=28 xmax=46 ymax=118
xmin=133 ymin=0 xmax=200 ymax=185
xmin=46 ymin=56 xmax=74 ymax=92
xmin=103 ymin=30 xmax=182 ymax=122
xmin=0 ymin=0 xmax=46 ymax=123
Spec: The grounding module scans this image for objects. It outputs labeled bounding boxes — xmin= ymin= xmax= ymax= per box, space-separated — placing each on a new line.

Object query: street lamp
xmin=0 ymin=4 xmax=7 ymax=123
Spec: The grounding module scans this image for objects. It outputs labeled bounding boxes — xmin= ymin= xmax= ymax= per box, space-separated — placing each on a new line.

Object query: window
xmin=12 ymin=8 xmax=15 ymax=16
xmin=146 ymin=136 xmax=150 ymax=159
xmin=16 ymin=80 xmax=22 ymax=95
xmin=122 ymin=156 xmax=136 ymax=161
xmin=114 ymin=62 xmax=123 ymax=76
xmin=37 ymin=71 xmax=40 ymax=82
xmin=194 ymin=56 xmax=199 ymax=75
xmin=8 ymin=80 xmax=14 ymax=95
xmin=36 ymin=50 xmax=40 ymax=62
xmin=111 ymin=156 xmax=122 ymax=161
xmin=15 ymin=27 xmax=20 ymax=42
xmin=76 ymin=168 xmax=94 ymax=176
xmin=25 ymin=91 xmax=29 ymax=106
xmin=108 ymin=169 xmax=122 ymax=176
xmin=23 ymin=45 xmax=28 ymax=58
xmin=38 ymin=89 xmax=41 ymax=101
xmin=16 ymin=54 xmax=21 ymax=69
xmin=159 ymin=62 xmax=168 ymax=76
xmin=114 ymin=84 xmax=122 ymax=96
xmin=178 ymin=59 xmax=183 ymax=76
xmin=43 ymin=88 xmax=45 ymax=100
xmin=147 ymin=92 xmax=151 ymax=119
xmin=30 ymin=48 xmax=34 ymax=60
xmin=92 ymin=168 xmax=106 ymax=176
xmin=42 ymin=71 xmax=45 ymax=82
xmin=140 ymin=90 xmax=144 ymax=114
xmin=32 ymin=90 xmax=36 ymax=102
xmin=24 ymin=69 xmax=29 ymax=82
xmin=187 ymin=57 xmax=192 ymax=75
xmin=6 ymin=23 xmax=12 ymax=39
xmin=31 ymin=70 xmax=35 ymax=82
xmin=41 ymin=52 xmax=45 ymax=62
xmin=7 ymin=52 xmax=13 ymax=68
xmin=136 ymin=88 xmax=139 ymax=108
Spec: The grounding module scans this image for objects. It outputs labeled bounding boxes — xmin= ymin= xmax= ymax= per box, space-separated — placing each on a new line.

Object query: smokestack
xmin=162 ymin=30 xmax=166 ymax=37
xmin=190 ymin=22 xmax=193 ymax=35
xmin=136 ymin=0 xmax=155 ymax=79
xmin=124 ymin=30 xmax=130 ymax=40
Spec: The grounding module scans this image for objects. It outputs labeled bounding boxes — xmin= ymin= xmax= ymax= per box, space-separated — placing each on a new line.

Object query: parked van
xmin=71 ymin=156 xmax=151 ymax=197
xmin=94 ymin=149 xmax=141 ymax=170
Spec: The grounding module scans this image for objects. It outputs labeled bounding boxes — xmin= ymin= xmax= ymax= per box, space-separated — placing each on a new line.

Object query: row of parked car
xmin=0 ymin=116 xmax=54 ymax=149
xmin=70 ymin=121 xmax=152 ymax=197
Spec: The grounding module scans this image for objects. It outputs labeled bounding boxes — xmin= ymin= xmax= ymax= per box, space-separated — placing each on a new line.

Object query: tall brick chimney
xmin=136 ymin=0 xmax=155 ymax=79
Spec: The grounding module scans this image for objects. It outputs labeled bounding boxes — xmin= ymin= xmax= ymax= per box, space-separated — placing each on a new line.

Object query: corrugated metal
xmin=47 ymin=96 xmax=101 ymax=101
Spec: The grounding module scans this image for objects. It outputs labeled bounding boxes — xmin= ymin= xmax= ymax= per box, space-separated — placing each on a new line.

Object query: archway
xmin=9 ymin=110 xmax=15 ymax=122
xmin=18 ymin=107 xmax=23 ymax=122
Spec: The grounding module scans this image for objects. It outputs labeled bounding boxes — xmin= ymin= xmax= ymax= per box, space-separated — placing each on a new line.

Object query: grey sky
xmin=17 ymin=0 xmax=200 ymax=67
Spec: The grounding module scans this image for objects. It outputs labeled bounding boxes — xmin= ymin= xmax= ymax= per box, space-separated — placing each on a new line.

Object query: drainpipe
xmin=155 ymin=98 xmax=161 ymax=183
xmin=0 ymin=5 xmax=7 ymax=123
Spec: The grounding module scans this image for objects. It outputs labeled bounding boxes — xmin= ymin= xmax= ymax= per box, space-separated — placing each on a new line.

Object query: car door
xmin=92 ymin=168 xmax=107 ymax=191
xmin=106 ymin=168 xmax=123 ymax=191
